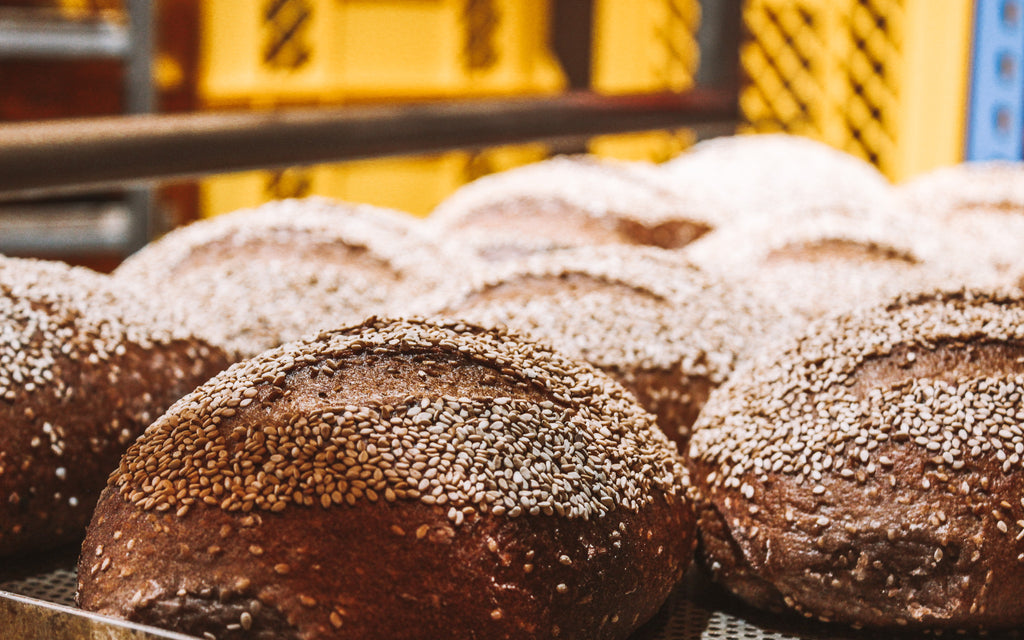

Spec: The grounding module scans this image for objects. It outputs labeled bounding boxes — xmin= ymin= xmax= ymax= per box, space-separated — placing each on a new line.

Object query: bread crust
xmin=689 ymin=289 xmax=1024 ymax=631
xmin=428 ymin=155 xmax=715 ymax=261
xmin=425 ymin=246 xmax=781 ymax=447
xmin=79 ymin=318 xmax=696 ymax=639
xmin=0 ymin=257 xmax=230 ymax=556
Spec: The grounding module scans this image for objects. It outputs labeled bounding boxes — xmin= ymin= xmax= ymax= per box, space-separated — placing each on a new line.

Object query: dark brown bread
xmin=0 ymin=257 xmax=231 ymax=557
xmin=79 ymin=317 xmax=696 ymax=640
xmin=422 ymin=245 xmax=788 ymax=447
xmin=428 ymin=155 xmax=715 ymax=262
xmin=688 ymin=288 xmax=1024 ymax=631
xmin=114 ymin=197 xmax=461 ymax=359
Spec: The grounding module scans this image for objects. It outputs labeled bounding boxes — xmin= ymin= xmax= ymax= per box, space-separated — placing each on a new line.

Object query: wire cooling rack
xmin=3 ymin=546 xmax=975 ymax=640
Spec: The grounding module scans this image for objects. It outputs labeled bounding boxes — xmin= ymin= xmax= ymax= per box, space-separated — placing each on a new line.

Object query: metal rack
xmin=0 ymin=0 xmax=154 ymax=257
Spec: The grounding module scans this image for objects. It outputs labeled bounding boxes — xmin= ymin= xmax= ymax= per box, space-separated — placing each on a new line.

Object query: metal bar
xmin=0 ymin=591 xmax=198 ymax=640
xmin=0 ymin=12 xmax=129 ymax=59
xmin=123 ymin=0 xmax=156 ymax=251
xmin=695 ymin=0 xmax=743 ymax=90
xmin=124 ymin=0 xmax=155 ymax=115
xmin=0 ymin=90 xmax=738 ymax=200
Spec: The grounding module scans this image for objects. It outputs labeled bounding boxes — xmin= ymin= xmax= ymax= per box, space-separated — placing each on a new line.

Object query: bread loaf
xmin=114 ymin=197 xmax=458 ymax=358
xmin=661 ymin=133 xmax=895 ymax=226
xmin=428 ymin=155 xmax=715 ymax=261
xmin=896 ymin=161 xmax=1024 ymax=281
xmin=689 ymin=287 xmax=1024 ymax=631
xmin=78 ymin=317 xmax=696 ymax=640
xmin=0 ymin=257 xmax=230 ymax=556
xmin=425 ymin=245 xmax=786 ymax=446
xmin=682 ymin=206 xmax=955 ymax=324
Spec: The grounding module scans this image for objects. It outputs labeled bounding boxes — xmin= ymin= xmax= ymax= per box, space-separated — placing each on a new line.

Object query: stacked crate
xmin=198 ymin=0 xmax=563 ymax=217
xmin=740 ymin=0 xmax=986 ymax=182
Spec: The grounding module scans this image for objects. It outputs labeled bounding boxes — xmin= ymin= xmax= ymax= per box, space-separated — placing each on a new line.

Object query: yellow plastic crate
xmin=199 ymin=0 xmax=347 ymax=107
xmin=200 ymin=144 xmax=549 ymax=218
xmin=741 ymin=0 xmax=973 ymax=181
xmin=588 ymin=0 xmax=700 ymax=162
xmin=199 ymin=0 xmax=565 ymax=107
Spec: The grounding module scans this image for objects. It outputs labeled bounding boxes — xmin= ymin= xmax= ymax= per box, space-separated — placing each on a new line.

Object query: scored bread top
xmin=897 ymin=162 xmax=1024 ymax=217
xmin=896 ymin=162 xmax=1024 ymax=281
xmin=114 ymin=198 xmax=459 ymax=358
xmin=681 ymin=206 xmax=970 ymax=323
xmin=662 ymin=133 xmax=895 ymax=225
xmin=690 ymin=287 xmax=1024 ymax=530
xmin=111 ymin=317 xmax=689 ymax=525
xmin=428 ymin=245 xmax=782 ymax=384
xmin=428 ymin=155 xmax=716 ymax=259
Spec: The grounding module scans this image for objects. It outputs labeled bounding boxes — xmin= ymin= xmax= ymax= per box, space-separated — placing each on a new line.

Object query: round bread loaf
xmin=114 ymin=197 xmax=459 ymax=359
xmin=0 ymin=257 xmax=231 ymax=557
xmin=682 ymin=206 xmax=957 ymax=323
xmin=422 ymin=246 xmax=787 ymax=446
xmin=688 ymin=287 xmax=1024 ymax=631
xmin=428 ymin=155 xmax=716 ymax=262
xmin=896 ymin=161 xmax=1024 ymax=280
xmin=78 ymin=317 xmax=696 ymax=640
xmin=661 ymin=133 xmax=895 ymax=226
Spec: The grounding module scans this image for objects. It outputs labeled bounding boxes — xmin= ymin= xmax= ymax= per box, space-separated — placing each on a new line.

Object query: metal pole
xmin=0 ymin=90 xmax=739 ymax=200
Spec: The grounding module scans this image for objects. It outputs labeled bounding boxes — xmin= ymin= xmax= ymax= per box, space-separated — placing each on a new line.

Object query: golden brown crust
xmin=79 ymin=317 xmax=696 ymax=640
xmin=689 ymin=288 xmax=1024 ymax=631
xmin=0 ymin=257 xmax=231 ymax=556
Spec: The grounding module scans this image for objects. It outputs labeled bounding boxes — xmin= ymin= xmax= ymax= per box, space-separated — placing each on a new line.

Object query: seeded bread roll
xmin=78 ymin=317 xmax=695 ymax=640
xmin=896 ymin=161 xmax=1024 ymax=280
xmin=0 ymin=257 xmax=230 ymax=557
xmin=422 ymin=246 xmax=787 ymax=446
xmin=114 ymin=197 xmax=459 ymax=359
xmin=688 ymin=288 xmax=1024 ymax=631
xmin=661 ymin=133 xmax=895 ymax=225
xmin=682 ymin=206 xmax=959 ymax=324
xmin=428 ymin=155 xmax=716 ymax=262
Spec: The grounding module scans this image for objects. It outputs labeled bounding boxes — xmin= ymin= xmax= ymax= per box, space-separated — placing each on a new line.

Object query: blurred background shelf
xmin=0 ymin=0 xmax=155 ymax=267
xmin=1 ymin=0 xmax=1023 ymax=268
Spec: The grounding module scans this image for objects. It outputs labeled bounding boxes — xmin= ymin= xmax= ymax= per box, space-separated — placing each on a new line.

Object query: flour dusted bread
xmin=689 ymin=287 xmax=1024 ymax=631
xmin=78 ymin=317 xmax=695 ymax=640
xmin=662 ymin=133 xmax=895 ymax=225
xmin=682 ymin=206 xmax=957 ymax=324
xmin=429 ymin=155 xmax=715 ymax=261
xmin=426 ymin=246 xmax=786 ymax=446
xmin=114 ymin=197 xmax=458 ymax=358
xmin=0 ymin=257 xmax=230 ymax=556
xmin=897 ymin=161 xmax=1024 ymax=280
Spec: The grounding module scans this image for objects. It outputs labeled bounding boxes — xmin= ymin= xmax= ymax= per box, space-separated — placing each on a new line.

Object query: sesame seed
xmin=110 ymin=318 xmax=687 ymax=526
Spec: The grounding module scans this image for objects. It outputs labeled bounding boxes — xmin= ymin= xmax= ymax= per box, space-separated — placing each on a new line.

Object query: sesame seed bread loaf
xmin=428 ymin=155 xmax=715 ymax=262
xmin=78 ymin=317 xmax=696 ymax=640
xmin=896 ymin=161 xmax=1024 ymax=280
xmin=423 ymin=245 xmax=788 ymax=446
xmin=661 ymin=133 xmax=895 ymax=226
xmin=114 ymin=197 xmax=460 ymax=359
xmin=688 ymin=288 xmax=1024 ymax=631
xmin=682 ymin=206 xmax=958 ymax=324
xmin=0 ymin=257 xmax=231 ymax=557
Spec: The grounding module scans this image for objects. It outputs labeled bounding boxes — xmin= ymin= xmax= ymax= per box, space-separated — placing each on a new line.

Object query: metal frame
xmin=0 ymin=0 xmax=155 ymax=256
xmin=0 ymin=0 xmax=739 ymax=252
